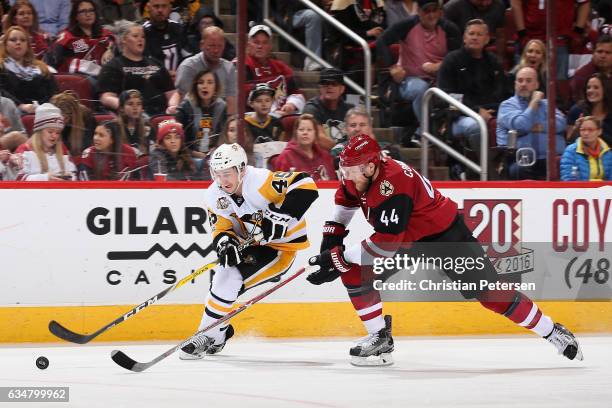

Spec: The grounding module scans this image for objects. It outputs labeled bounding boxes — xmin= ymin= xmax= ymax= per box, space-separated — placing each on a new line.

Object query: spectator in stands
xmin=509 ymin=39 xmax=547 ymax=92
xmin=328 ymin=105 xmax=375 ymax=157
xmin=176 ymin=69 xmax=228 ymax=158
xmin=378 ymin=0 xmax=461 ymax=140
xmin=143 ymin=0 xmax=187 ymax=77
xmin=117 ymin=89 xmax=154 ymax=157
xmin=0 ymin=95 xmax=25 ymax=133
xmin=303 ymin=67 xmax=354 ymax=150
xmin=560 ymin=116 xmax=612 ymax=180
xmin=567 ymin=73 xmax=612 ymax=146
xmin=437 ymin=19 xmax=507 ymax=151
xmin=15 ymin=103 xmax=76 ymax=181
xmin=443 ymin=0 xmax=507 ymax=66
xmin=570 ymin=34 xmax=612 ymax=103
xmin=0 ymin=124 xmax=27 ymax=180
xmin=327 ymin=0 xmax=386 ymax=79
xmin=3 ymin=0 xmax=50 ymax=59
xmin=385 ymin=0 xmax=418 ymax=27
xmin=45 ymin=0 xmax=115 ymax=78
xmin=0 ymin=26 xmax=58 ymax=114
xmin=98 ymin=20 xmax=176 ymax=116
xmin=92 ymin=0 xmax=140 ymax=25
xmin=245 ymin=83 xmax=285 ymax=143
xmin=278 ymin=0 xmax=324 ymax=71
xmin=511 ymin=0 xmax=590 ymax=81
xmin=173 ymin=26 xmax=236 ymax=114
xmin=497 ymin=66 xmax=566 ymax=180
xmin=186 ymin=6 xmax=235 ymax=60
xmin=246 ymin=24 xmax=305 ymax=117
xmin=214 ymin=115 xmax=257 ymax=166
xmin=9 ymin=0 xmax=71 ymax=38
xmin=50 ymin=91 xmax=96 ymax=166
xmin=78 ymin=119 xmax=139 ymax=180
xmin=272 ymin=113 xmax=337 ymax=180
xmin=149 ymin=119 xmax=203 ymax=180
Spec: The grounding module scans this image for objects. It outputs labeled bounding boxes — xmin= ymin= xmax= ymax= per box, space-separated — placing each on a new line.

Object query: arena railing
xmin=261 ymin=0 xmax=372 ymax=114
xmin=421 ymin=87 xmax=489 ymax=181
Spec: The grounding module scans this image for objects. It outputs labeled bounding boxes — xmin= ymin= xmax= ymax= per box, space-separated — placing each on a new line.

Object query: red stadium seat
xmin=21 ymin=114 xmax=35 ymax=135
xmin=280 ymin=113 xmax=300 ymax=137
xmin=94 ymin=114 xmax=116 ymax=124
xmin=54 ymin=74 xmax=94 ymax=110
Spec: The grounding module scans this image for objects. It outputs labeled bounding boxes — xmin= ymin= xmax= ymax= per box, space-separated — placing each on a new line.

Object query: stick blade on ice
xmin=111 ymin=350 xmax=144 ymax=372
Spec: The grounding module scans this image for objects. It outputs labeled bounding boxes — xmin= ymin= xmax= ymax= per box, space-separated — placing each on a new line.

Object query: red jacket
xmin=272 ymin=139 xmax=337 ymax=181
xmin=79 ymin=144 xmax=138 ymax=180
xmin=48 ymin=28 xmax=114 ymax=75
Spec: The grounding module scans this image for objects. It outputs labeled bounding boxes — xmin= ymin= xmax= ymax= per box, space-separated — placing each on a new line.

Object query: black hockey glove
xmin=215 ymin=234 xmax=243 ymax=268
xmin=320 ymin=221 xmax=349 ymax=253
xmin=261 ymin=205 xmax=292 ymax=243
xmin=307 ymin=246 xmax=357 ymax=285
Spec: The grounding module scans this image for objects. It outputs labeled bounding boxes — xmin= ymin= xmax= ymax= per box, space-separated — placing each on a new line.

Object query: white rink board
xmin=0 ymin=185 xmax=610 ymax=306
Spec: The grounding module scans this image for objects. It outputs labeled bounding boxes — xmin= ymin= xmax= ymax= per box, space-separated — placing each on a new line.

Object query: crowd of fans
xmin=0 ymin=0 xmax=610 ymax=182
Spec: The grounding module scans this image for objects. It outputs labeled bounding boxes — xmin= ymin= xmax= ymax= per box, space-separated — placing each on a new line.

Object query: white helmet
xmin=210 ymin=143 xmax=248 ymax=174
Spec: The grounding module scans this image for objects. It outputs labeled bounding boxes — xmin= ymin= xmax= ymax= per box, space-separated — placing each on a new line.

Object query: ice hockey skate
xmin=545 ymin=323 xmax=584 ymax=361
xmin=350 ymin=315 xmax=394 ymax=367
xmin=179 ymin=333 xmax=214 ymax=360
xmin=205 ymin=325 xmax=235 ymax=355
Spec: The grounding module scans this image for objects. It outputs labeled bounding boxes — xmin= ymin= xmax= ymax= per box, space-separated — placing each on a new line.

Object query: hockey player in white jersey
xmin=180 ymin=143 xmax=319 ymax=359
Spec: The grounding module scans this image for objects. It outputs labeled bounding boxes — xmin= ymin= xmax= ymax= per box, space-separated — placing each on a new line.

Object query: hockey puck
xmin=36 ymin=356 xmax=49 ymax=370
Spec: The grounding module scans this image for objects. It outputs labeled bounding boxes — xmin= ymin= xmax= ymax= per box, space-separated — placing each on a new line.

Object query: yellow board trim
xmin=2 ymin=302 xmax=611 ymax=343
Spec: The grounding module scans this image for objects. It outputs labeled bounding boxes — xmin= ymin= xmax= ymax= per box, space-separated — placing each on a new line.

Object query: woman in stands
xmin=272 ymin=113 xmax=336 ymax=180
xmin=560 ymin=116 xmax=612 ymax=181
xmin=176 ymin=69 xmax=227 ymax=159
xmin=3 ymin=0 xmax=50 ymax=59
xmin=149 ymin=120 xmax=203 ymax=181
xmin=0 ymin=26 xmax=58 ymax=114
xmin=78 ymin=120 xmax=140 ymax=180
xmin=15 ymin=103 xmax=76 ymax=181
xmin=45 ymin=0 xmax=114 ymax=79
xmin=98 ymin=20 xmax=176 ymax=116
xmin=50 ymin=91 xmax=96 ymax=166
xmin=566 ymin=73 xmax=612 ymax=146
xmin=116 ymin=89 xmax=153 ymax=156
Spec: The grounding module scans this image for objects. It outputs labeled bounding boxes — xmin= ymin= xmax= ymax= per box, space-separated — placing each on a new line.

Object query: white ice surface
xmin=0 ymin=335 xmax=610 ymax=408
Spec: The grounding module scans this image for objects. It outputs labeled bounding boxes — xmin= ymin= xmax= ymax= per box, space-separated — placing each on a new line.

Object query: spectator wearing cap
xmin=303 ymin=67 xmax=355 ymax=150
xmin=150 ymin=119 xmax=204 ymax=181
xmin=377 ymin=0 xmax=461 ymax=136
xmin=176 ymin=68 xmax=228 ymax=159
xmin=15 ymin=103 xmax=77 ymax=181
xmin=246 ymin=24 xmax=305 ymax=117
xmin=245 ymin=83 xmax=285 ymax=143
xmin=78 ymin=119 xmax=140 ymax=180
xmin=172 ymin=25 xmax=237 ymax=115
xmin=443 ymin=0 xmax=507 ymax=66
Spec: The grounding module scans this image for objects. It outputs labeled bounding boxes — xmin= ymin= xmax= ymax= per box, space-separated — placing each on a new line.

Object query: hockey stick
xmin=48 ymin=236 xmax=257 ymax=344
xmin=111 ymin=263 xmax=316 ymax=372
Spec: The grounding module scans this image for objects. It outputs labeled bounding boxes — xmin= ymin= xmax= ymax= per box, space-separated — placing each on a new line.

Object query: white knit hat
xmin=33 ymin=103 xmax=64 ymax=132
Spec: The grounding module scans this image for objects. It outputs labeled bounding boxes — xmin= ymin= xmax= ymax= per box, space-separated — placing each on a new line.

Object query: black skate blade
xmin=350 ymin=353 xmax=394 ymax=367
xmin=111 ymin=350 xmax=143 ymax=372
xmin=48 ymin=320 xmax=93 ymax=344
